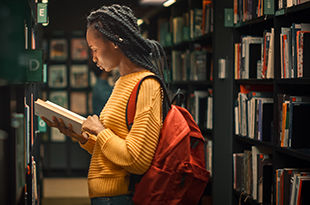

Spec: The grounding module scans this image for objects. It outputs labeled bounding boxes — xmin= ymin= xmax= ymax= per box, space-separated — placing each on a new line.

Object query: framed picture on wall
xmin=49 ymin=39 xmax=68 ymax=61
xmin=49 ymin=91 xmax=68 ymax=109
xmin=70 ymin=65 xmax=89 ymax=88
xmin=48 ymin=65 xmax=67 ymax=88
xmin=70 ymin=92 xmax=87 ymax=115
xmin=71 ymin=38 xmax=89 ymax=60
xmin=50 ymin=127 xmax=66 ymax=142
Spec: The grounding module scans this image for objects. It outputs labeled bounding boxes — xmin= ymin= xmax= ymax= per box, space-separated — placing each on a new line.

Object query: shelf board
xmin=235 ymin=79 xmax=274 ymax=85
xmin=234 ymin=15 xmax=273 ymax=29
xmin=164 ymin=33 xmax=213 ymax=50
xmin=275 ymin=1 xmax=310 ymax=16
xmin=275 ymin=147 xmax=310 ymax=162
xmin=235 ymin=135 xmax=274 ymax=148
xmin=170 ymin=80 xmax=213 ymax=87
xmin=276 ymin=78 xmax=310 ymax=85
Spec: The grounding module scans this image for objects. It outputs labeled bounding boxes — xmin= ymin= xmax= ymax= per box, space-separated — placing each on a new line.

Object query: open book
xmin=34 ymin=99 xmax=86 ymax=134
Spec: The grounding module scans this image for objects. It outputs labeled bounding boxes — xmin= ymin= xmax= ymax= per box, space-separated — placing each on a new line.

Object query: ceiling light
xmin=137 ymin=19 xmax=144 ymax=26
xmin=163 ymin=0 xmax=176 ymax=7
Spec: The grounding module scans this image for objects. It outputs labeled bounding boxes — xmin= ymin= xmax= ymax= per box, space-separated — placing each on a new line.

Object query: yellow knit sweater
xmin=80 ymin=70 xmax=162 ymax=198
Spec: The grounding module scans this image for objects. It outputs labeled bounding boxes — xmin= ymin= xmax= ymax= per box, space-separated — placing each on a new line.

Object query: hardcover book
xmin=34 ymin=98 xmax=86 ymax=134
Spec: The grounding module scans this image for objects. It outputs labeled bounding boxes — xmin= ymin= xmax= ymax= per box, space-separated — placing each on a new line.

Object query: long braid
xmin=87 ymin=4 xmax=170 ymax=118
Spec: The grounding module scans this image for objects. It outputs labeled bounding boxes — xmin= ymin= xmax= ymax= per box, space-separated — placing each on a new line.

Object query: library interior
xmin=1 ymin=0 xmax=310 ymax=204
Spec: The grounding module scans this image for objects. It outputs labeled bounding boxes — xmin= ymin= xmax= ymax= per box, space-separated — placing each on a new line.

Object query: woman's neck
xmin=118 ymin=56 xmax=145 ymax=76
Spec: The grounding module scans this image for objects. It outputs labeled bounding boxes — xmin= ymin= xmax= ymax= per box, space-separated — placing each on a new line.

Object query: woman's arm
xmin=95 ymin=78 xmax=162 ymax=174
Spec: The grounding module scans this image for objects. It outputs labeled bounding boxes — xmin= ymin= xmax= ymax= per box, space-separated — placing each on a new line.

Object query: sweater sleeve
xmin=79 ymin=132 xmax=97 ymax=154
xmin=96 ymin=78 xmax=162 ymax=174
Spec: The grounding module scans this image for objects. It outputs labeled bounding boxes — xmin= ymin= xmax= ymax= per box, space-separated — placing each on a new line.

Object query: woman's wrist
xmin=80 ymin=132 xmax=89 ymax=144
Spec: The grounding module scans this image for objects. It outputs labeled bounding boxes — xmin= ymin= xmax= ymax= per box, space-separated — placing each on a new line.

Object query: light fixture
xmin=139 ymin=0 xmax=166 ymax=5
xmin=163 ymin=0 xmax=176 ymax=7
xmin=137 ymin=19 xmax=144 ymax=26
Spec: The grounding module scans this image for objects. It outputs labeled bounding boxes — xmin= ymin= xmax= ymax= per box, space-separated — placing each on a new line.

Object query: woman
xmin=42 ymin=4 xmax=169 ymax=205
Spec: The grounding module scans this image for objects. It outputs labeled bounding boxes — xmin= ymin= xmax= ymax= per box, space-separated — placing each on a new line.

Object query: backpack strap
xmin=125 ymin=75 xmax=171 ymax=131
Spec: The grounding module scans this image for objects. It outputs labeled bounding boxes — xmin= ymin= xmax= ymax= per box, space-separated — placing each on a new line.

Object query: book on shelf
xmin=235 ymin=87 xmax=273 ymax=140
xmin=280 ymin=23 xmax=310 ymax=79
xmin=278 ymin=94 xmax=310 ymax=148
xmin=34 ymin=98 xmax=86 ymax=134
xmin=233 ymin=147 xmax=273 ymax=203
xmin=275 ymin=168 xmax=310 ymax=205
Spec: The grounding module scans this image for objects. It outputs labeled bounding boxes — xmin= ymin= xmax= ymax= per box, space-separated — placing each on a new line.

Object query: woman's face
xmin=86 ymin=26 xmax=121 ymax=72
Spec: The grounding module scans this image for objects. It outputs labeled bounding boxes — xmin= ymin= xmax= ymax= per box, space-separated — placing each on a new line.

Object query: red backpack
xmin=126 ymin=75 xmax=210 ymax=205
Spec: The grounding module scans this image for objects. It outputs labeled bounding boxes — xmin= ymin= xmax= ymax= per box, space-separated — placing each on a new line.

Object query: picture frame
xmin=49 ymin=39 xmax=68 ymax=61
xmin=49 ymin=91 xmax=68 ymax=109
xmin=71 ymin=38 xmax=89 ymax=60
xmin=48 ymin=65 xmax=67 ymax=88
xmin=70 ymin=92 xmax=87 ymax=115
xmin=70 ymin=65 xmax=89 ymax=88
xmin=50 ymin=127 xmax=66 ymax=142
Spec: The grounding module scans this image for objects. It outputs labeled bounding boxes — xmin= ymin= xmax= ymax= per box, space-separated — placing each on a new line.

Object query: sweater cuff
xmin=97 ymin=128 xmax=114 ymax=149
xmin=79 ymin=133 xmax=96 ymax=153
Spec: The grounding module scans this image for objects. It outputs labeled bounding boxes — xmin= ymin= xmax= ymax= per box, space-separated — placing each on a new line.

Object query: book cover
xmin=34 ymin=98 xmax=86 ymax=134
xmin=70 ymin=65 xmax=89 ymax=88
xmin=70 ymin=92 xmax=87 ymax=115
xmin=71 ymin=38 xmax=89 ymax=61
xmin=48 ymin=65 xmax=67 ymax=88
xmin=49 ymin=39 xmax=68 ymax=61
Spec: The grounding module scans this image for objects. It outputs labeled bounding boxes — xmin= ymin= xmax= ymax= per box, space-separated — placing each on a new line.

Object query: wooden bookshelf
xmin=229 ymin=0 xmax=310 ymax=204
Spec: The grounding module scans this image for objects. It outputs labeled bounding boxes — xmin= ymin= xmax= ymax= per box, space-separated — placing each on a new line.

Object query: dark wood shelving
xmin=275 ymin=147 xmax=310 ymax=162
xmin=276 ymin=78 xmax=310 ymax=85
xmin=164 ymin=33 xmax=213 ymax=50
xmin=170 ymin=80 xmax=213 ymax=87
xmin=235 ymin=135 xmax=274 ymax=148
xmin=235 ymin=79 xmax=274 ymax=85
xmin=275 ymin=1 xmax=310 ymax=16
xmin=234 ymin=15 xmax=274 ymax=29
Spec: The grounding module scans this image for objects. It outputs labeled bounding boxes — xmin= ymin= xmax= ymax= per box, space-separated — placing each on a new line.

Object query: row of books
xmin=205 ymin=139 xmax=213 ymax=176
xmin=278 ymin=94 xmax=310 ymax=148
xmin=158 ymin=3 xmax=213 ymax=47
xmin=275 ymin=168 xmax=310 ymax=205
xmin=233 ymin=146 xmax=272 ymax=204
xmin=48 ymin=64 xmax=96 ymax=88
xmin=187 ymin=89 xmax=213 ymax=130
xmin=234 ymin=86 xmax=274 ymax=141
xmin=278 ymin=0 xmax=310 ymax=10
xmin=171 ymin=47 xmax=213 ymax=82
xmin=234 ymin=29 xmax=275 ymax=79
xmin=233 ymin=0 xmax=274 ymax=24
xmin=280 ymin=23 xmax=310 ymax=79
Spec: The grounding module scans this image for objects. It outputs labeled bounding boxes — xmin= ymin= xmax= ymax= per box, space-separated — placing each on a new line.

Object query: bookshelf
xmin=229 ymin=0 xmax=310 ymax=204
xmin=40 ymin=31 xmax=93 ymax=177
xmin=0 ymin=0 xmax=47 ymax=204
xmin=144 ymin=0 xmax=214 ymax=202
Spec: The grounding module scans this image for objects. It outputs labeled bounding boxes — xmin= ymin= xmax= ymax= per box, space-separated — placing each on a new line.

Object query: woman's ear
xmin=113 ymin=43 xmax=118 ymax=49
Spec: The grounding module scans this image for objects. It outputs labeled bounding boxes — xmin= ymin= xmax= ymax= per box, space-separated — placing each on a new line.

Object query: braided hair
xmin=87 ymin=4 xmax=170 ymax=117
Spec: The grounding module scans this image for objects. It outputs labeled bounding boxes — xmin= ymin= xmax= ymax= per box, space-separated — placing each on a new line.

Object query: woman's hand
xmin=41 ymin=116 xmax=89 ymax=144
xmin=82 ymin=115 xmax=105 ymax=136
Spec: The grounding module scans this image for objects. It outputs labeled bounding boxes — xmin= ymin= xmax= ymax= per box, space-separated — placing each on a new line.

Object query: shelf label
xmin=275 ymin=9 xmax=285 ymax=16
xmin=224 ymin=8 xmax=234 ymax=27
xmin=37 ymin=3 xmax=48 ymax=23
xmin=38 ymin=116 xmax=46 ymax=132
xmin=26 ymin=50 xmax=43 ymax=82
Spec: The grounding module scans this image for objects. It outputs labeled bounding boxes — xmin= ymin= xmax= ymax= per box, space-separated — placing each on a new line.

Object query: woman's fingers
xmin=41 ymin=116 xmax=56 ymax=127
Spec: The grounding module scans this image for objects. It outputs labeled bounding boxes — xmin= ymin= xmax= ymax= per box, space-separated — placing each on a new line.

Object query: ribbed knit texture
xmin=80 ymin=70 xmax=162 ymax=198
